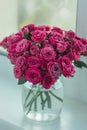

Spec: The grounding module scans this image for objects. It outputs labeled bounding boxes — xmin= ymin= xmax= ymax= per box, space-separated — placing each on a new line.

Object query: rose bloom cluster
xmin=0 ymin=24 xmax=87 ymax=89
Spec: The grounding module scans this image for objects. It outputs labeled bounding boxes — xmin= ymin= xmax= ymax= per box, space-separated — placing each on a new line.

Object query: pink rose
xmin=73 ymin=39 xmax=86 ymax=53
xmin=67 ymin=50 xmax=80 ymax=61
xmin=49 ymin=33 xmax=63 ymax=46
xmin=30 ymin=45 xmax=39 ymax=55
xmin=37 ymin=25 xmax=51 ymax=32
xmin=42 ymin=72 xmax=56 ymax=89
xmin=80 ymin=38 xmax=87 ymax=55
xmin=15 ymin=56 xmax=26 ymax=68
xmin=7 ymin=43 xmax=17 ymax=53
xmin=58 ymin=56 xmax=75 ymax=77
xmin=65 ymin=30 xmax=76 ymax=39
xmin=14 ymin=66 xmax=23 ymax=79
xmin=57 ymin=41 xmax=68 ymax=53
xmin=58 ymin=56 xmax=72 ymax=66
xmin=7 ymin=33 xmax=22 ymax=43
xmin=40 ymin=47 xmax=56 ymax=61
xmin=20 ymin=24 xmax=36 ymax=35
xmin=42 ymin=40 xmax=53 ymax=48
xmin=25 ymin=68 xmax=41 ymax=84
xmin=27 ymin=56 xmax=40 ymax=67
xmin=16 ymin=39 xmax=30 ymax=53
xmin=0 ymin=37 xmax=8 ymax=48
xmin=28 ymin=24 xmax=36 ymax=32
xmin=62 ymin=64 xmax=75 ymax=77
xmin=51 ymin=27 xmax=63 ymax=34
xmin=47 ymin=61 xmax=61 ymax=78
xmin=7 ymin=53 xmax=18 ymax=64
xmin=31 ymin=30 xmax=46 ymax=42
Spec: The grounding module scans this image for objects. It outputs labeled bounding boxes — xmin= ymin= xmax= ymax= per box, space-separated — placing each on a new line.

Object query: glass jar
xmin=22 ymin=79 xmax=64 ymax=122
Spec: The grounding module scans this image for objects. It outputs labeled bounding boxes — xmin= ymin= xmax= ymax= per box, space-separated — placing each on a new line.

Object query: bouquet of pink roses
xmin=0 ymin=24 xmax=87 ymax=89
xmin=0 ymin=24 xmax=87 ymax=115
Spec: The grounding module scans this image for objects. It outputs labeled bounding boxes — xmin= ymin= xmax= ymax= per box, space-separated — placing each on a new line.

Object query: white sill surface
xmin=0 ymin=55 xmax=87 ymax=130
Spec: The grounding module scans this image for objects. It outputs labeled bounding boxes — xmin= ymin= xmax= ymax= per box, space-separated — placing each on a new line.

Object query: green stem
xmin=44 ymin=91 xmax=51 ymax=108
xmin=34 ymin=95 xmax=37 ymax=111
xmin=49 ymin=91 xmax=63 ymax=102
xmin=40 ymin=92 xmax=45 ymax=110
xmin=23 ymin=89 xmax=32 ymax=107
xmin=27 ymin=91 xmax=41 ymax=114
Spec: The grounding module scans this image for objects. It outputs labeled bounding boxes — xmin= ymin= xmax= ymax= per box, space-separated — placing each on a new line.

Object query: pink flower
xmin=58 ymin=56 xmax=72 ymax=66
xmin=47 ymin=61 xmax=61 ymax=78
xmin=62 ymin=64 xmax=75 ymax=77
xmin=16 ymin=39 xmax=30 ymax=53
xmin=14 ymin=66 xmax=23 ymax=79
xmin=58 ymin=56 xmax=75 ymax=77
xmin=57 ymin=41 xmax=68 ymax=53
xmin=28 ymin=24 xmax=36 ymax=32
xmin=40 ymin=47 xmax=56 ymax=61
xmin=7 ymin=53 xmax=18 ymax=64
xmin=31 ymin=30 xmax=46 ymax=42
xmin=49 ymin=33 xmax=63 ymax=46
xmin=73 ymin=39 xmax=86 ymax=53
xmin=42 ymin=72 xmax=56 ymax=89
xmin=51 ymin=27 xmax=63 ymax=34
xmin=67 ymin=50 xmax=80 ymax=61
xmin=20 ymin=24 xmax=36 ymax=35
xmin=7 ymin=43 xmax=17 ymax=53
xmin=25 ymin=68 xmax=41 ymax=84
xmin=7 ymin=33 xmax=22 ymax=43
xmin=30 ymin=45 xmax=39 ymax=55
xmin=37 ymin=25 xmax=51 ymax=32
xmin=0 ymin=37 xmax=9 ymax=48
xmin=16 ymin=56 xmax=26 ymax=68
xmin=65 ymin=30 xmax=76 ymax=39
xmin=27 ymin=56 xmax=40 ymax=68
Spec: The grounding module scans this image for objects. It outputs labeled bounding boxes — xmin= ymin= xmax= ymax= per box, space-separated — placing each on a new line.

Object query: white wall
xmin=0 ymin=0 xmax=18 ymax=39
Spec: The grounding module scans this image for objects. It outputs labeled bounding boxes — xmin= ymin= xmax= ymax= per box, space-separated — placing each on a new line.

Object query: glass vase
xmin=22 ymin=79 xmax=64 ymax=122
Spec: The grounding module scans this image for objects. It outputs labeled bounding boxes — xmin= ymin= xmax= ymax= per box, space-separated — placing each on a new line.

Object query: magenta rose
xmin=40 ymin=47 xmax=56 ymax=61
xmin=27 ymin=56 xmax=40 ymax=67
xmin=51 ymin=27 xmax=63 ymax=34
xmin=57 ymin=41 xmax=68 ymax=53
xmin=0 ymin=37 xmax=8 ymax=48
xmin=62 ymin=64 xmax=75 ymax=77
xmin=49 ymin=33 xmax=63 ymax=46
xmin=42 ymin=72 xmax=56 ymax=89
xmin=65 ymin=30 xmax=76 ymax=39
xmin=47 ymin=61 xmax=61 ymax=78
xmin=15 ymin=56 xmax=27 ymax=68
xmin=7 ymin=33 xmax=22 ymax=43
xmin=31 ymin=30 xmax=46 ymax=42
xmin=30 ymin=45 xmax=39 ymax=55
xmin=14 ymin=66 xmax=23 ymax=79
xmin=37 ymin=25 xmax=51 ymax=32
xmin=7 ymin=53 xmax=18 ymax=64
xmin=67 ymin=50 xmax=80 ymax=61
xmin=16 ymin=39 xmax=30 ymax=53
xmin=7 ymin=42 xmax=17 ymax=53
xmin=58 ymin=56 xmax=72 ymax=66
xmin=73 ymin=39 xmax=86 ymax=53
xmin=25 ymin=68 xmax=41 ymax=84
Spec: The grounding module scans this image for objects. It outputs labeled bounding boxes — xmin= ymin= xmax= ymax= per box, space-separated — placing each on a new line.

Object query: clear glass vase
xmin=22 ymin=79 xmax=64 ymax=122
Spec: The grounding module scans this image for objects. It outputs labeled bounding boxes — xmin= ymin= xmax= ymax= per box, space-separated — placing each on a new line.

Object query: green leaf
xmin=18 ymin=78 xmax=27 ymax=85
xmin=74 ymin=60 xmax=87 ymax=69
